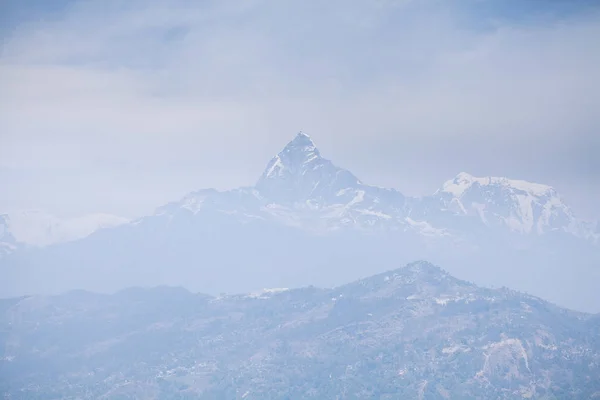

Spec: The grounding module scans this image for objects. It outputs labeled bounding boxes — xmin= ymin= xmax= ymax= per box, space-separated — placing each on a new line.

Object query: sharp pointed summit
xmin=292 ymin=130 xmax=314 ymax=144
xmin=278 ymin=130 xmax=321 ymax=165
xmin=255 ymin=132 xmax=360 ymax=204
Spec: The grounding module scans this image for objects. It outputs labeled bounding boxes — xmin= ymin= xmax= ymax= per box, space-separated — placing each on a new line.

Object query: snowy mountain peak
xmin=437 ymin=173 xmax=575 ymax=235
xmin=288 ymin=130 xmax=318 ymax=153
xmin=442 ymin=172 xmax=556 ymax=198
xmin=259 ymin=131 xmax=322 ymax=181
xmin=255 ymin=132 xmax=361 ymax=204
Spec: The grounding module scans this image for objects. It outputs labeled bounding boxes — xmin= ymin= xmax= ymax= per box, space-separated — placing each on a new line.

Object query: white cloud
xmin=1 ymin=0 xmax=599 ymax=218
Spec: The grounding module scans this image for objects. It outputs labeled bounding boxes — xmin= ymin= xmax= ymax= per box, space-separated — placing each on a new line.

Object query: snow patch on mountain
xmin=246 ymin=287 xmax=290 ymax=299
xmin=405 ymin=217 xmax=448 ymax=237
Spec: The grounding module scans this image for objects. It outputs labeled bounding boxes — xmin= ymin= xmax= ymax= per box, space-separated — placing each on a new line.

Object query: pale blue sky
xmin=1 ymin=0 xmax=599 ymax=219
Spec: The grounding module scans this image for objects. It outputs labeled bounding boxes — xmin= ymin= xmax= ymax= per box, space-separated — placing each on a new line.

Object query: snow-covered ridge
xmin=440 ymin=172 xmax=556 ymax=198
xmin=151 ymin=132 xmax=596 ymax=242
xmin=4 ymin=133 xmax=595 ymax=248
xmin=1 ymin=210 xmax=129 ymax=247
xmin=436 ymin=172 xmax=587 ymax=236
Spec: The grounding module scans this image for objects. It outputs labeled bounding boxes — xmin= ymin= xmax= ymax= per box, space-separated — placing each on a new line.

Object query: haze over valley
xmin=1 ymin=0 xmax=599 ymax=398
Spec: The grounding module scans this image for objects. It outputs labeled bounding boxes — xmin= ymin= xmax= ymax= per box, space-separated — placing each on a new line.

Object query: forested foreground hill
xmin=1 ymin=261 xmax=599 ymax=399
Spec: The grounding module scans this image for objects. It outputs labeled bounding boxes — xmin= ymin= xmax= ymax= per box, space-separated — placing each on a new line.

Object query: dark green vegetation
xmin=1 ymin=262 xmax=599 ymax=399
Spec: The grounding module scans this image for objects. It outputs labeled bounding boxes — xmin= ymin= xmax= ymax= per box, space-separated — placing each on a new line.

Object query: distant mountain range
xmin=1 ymin=132 xmax=598 ymax=312
xmin=2 ymin=261 xmax=598 ymax=399
xmin=152 ymin=132 xmax=597 ymax=240
xmin=0 ymin=210 xmax=128 ymax=248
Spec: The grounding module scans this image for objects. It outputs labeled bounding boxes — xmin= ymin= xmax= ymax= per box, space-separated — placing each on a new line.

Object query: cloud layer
xmin=1 ymin=0 xmax=599 ymax=218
